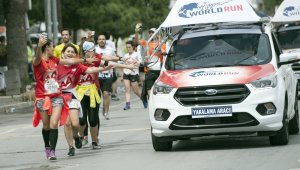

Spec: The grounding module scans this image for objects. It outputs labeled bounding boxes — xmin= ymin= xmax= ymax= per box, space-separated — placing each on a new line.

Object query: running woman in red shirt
xmin=32 ymin=35 xmax=95 ymax=160
xmin=58 ymin=43 xmax=113 ymax=156
xmin=77 ymin=41 xmax=138 ymax=149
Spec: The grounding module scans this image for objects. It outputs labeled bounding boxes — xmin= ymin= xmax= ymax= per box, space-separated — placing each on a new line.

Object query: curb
xmin=0 ymin=101 xmax=34 ymax=113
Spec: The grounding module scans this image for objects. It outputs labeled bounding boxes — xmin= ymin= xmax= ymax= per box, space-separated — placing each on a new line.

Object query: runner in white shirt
xmin=95 ymin=34 xmax=119 ymax=120
xmin=122 ymin=40 xmax=148 ymax=110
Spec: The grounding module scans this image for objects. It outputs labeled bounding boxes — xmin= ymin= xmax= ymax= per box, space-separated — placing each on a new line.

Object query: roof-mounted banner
xmin=161 ymin=0 xmax=261 ymax=28
xmin=272 ymin=0 xmax=300 ymax=22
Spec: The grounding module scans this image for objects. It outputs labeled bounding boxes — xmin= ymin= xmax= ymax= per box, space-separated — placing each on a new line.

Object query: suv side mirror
xmin=279 ymin=52 xmax=300 ymax=65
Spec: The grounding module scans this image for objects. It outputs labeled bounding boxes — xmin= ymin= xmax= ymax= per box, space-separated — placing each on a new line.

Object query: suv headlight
xmin=153 ymin=81 xmax=173 ymax=95
xmin=251 ymin=74 xmax=277 ymax=88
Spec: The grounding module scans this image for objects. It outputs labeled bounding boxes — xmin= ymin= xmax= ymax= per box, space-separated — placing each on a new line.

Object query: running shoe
xmin=74 ymin=136 xmax=82 ymax=149
xmin=111 ymin=94 xmax=120 ymax=101
xmin=103 ymin=113 xmax=110 ymax=120
xmin=67 ymin=146 xmax=75 ymax=156
xmin=48 ymin=149 xmax=57 ymax=160
xmin=142 ymin=100 xmax=148 ymax=109
xmin=91 ymin=142 xmax=101 ymax=150
xmin=123 ymin=102 xmax=131 ymax=110
xmin=82 ymin=138 xmax=89 ymax=147
xmin=45 ymin=147 xmax=51 ymax=159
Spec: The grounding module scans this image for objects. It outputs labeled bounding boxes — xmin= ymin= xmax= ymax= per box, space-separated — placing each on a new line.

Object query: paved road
xmin=1 ymin=96 xmax=300 ymax=170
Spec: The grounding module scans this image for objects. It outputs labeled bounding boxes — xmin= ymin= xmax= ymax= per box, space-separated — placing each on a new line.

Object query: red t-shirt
xmin=79 ymin=54 xmax=102 ymax=89
xmin=58 ymin=64 xmax=88 ymax=91
xmin=33 ymin=56 xmax=61 ymax=98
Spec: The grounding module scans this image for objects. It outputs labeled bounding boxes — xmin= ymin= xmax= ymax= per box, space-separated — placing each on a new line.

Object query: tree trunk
xmin=5 ymin=0 xmax=28 ymax=93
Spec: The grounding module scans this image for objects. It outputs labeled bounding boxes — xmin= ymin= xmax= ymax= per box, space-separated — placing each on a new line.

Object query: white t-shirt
xmin=123 ymin=51 xmax=141 ymax=75
xmin=95 ymin=45 xmax=115 ymax=77
xmin=106 ymin=40 xmax=116 ymax=52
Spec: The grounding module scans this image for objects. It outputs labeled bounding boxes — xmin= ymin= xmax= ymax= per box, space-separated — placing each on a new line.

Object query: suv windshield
xmin=166 ymin=33 xmax=271 ymax=70
xmin=277 ymin=28 xmax=300 ymax=51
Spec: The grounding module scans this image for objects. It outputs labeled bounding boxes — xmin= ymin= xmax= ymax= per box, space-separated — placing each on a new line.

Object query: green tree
xmin=4 ymin=0 xmax=28 ymax=92
xmin=29 ymin=0 xmax=170 ymax=41
xmin=264 ymin=0 xmax=284 ymax=15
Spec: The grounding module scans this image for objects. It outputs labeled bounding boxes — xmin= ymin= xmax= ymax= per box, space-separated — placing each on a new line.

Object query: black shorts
xmin=112 ymin=71 xmax=118 ymax=82
xmin=145 ymin=70 xmax=160 ymax=90
xmin=123 ymin=74 xmax=139 ymax=82
xmin=99 ymin=78 xmax=113 ymax=93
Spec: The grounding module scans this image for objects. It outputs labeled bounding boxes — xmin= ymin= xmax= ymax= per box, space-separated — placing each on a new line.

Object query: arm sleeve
xmin=140 ymin=40 xmax=146 ymax=47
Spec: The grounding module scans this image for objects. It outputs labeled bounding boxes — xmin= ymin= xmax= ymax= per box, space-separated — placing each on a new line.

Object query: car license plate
xmin=192 ymin=106 xmax=232 ymax=118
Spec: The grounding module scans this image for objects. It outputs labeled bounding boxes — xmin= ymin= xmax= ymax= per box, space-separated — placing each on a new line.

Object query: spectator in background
xmin=86 ymin=31 xmax=95 ymax=43
xmin=103 ymin=31 xmax=116 ymax=51
xmin=0 ymin=36 xmax=7 ymax=67
xmin=134 ymin=24 xmax=166 ymax=102
xmin=54 ymin=28 xmax=79 ymax=59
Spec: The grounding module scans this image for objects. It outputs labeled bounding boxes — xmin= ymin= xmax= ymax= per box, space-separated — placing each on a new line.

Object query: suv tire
xmin=151 ymin=133 xmax=172 ymax=151
xmin=289 ymin=91 xmax=299 ymax=134
xmin=269 ymin=100 xmax=289 ymax=145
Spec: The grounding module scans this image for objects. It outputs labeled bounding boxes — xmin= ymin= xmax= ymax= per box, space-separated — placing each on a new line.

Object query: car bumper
xmin=149 ymin=84 xmax=285 ymax=139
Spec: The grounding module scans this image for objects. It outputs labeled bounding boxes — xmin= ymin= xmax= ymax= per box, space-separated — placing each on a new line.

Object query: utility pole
xmin=51 ymin=0 xmax=58 ymax=45
xmin=44 ymin=0 xmax=52 ymax=40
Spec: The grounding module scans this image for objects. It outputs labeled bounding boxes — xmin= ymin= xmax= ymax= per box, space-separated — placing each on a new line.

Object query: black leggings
xmin=79 ymin=95 xmax=100 ymax=127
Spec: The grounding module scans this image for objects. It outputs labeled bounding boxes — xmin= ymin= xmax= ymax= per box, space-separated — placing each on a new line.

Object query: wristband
xmin=104 ymin=61 xmax=109 ymax=66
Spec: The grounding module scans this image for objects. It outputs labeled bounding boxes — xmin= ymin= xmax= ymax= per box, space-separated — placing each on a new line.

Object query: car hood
xmin=159 ymin=64 xmax=276 ymax=88
xmin=283 ymin=48 xmax=300 ymax=54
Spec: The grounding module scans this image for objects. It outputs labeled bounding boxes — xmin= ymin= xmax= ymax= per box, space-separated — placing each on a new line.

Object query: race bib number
xmin=44 ymin=78 xmax=59 ymax=94
xmin=99 ymin=73 xmax=112 ymax=78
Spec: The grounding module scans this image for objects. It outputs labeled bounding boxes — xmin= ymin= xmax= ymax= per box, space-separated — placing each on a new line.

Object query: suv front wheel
xmin=151 ymin=132 xmax=173 ymax=151
xmin=269 ymin=100 xmax=289 ymax=145
xmin=289 ymin=90 xmax=299 ymax=134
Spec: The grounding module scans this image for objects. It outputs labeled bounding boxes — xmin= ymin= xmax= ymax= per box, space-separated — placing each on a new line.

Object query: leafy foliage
xmin=29 ymin=0 xmax=170 ymax=39
xmin=264 ymin=0 xmax=284 ymax=15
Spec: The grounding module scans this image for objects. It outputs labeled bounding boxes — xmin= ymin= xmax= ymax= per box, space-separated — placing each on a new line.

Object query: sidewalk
xmin=0 ymin=94 xmax=34 ymax=113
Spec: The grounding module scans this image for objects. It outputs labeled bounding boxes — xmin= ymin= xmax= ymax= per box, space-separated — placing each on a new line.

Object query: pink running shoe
xmin=45 ymin=147 xmax=51 ymax=159
xmin=48 ymin=149 xmax=57 ymax=160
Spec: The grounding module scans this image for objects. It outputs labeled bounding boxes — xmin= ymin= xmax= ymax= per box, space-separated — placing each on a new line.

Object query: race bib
xmin=44 ymin=78 xmax=59 ymax=94
xmin=99 ymin=73 xmax=112 ymax=78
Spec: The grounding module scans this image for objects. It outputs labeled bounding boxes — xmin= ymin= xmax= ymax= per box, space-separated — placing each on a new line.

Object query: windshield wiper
xmin=195 ymin=64 xmax=233 ymax=69
xmin=234 ymin=55 xmax=256 ymax=65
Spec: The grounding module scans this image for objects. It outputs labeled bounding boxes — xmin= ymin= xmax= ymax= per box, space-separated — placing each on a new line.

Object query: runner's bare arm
xmin=107 ymin=62 xmax=138 ymax=69
xmin=59 ymin=57 xmax=97 ymax=65
xmin=101 ymin=55 xmax=125 ymax=62
xmin=32 ymin=36 xmax=47 ymax=66
xmin=85 ymin=65 xmax=113 ymax=74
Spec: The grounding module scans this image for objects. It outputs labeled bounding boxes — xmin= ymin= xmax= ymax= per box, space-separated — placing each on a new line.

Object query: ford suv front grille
xmin=174 ymin=84 xmax=250 ymax=106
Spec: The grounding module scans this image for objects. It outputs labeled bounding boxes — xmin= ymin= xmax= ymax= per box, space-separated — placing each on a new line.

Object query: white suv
xmin=148 ymin=1 xmax=299 ymax=151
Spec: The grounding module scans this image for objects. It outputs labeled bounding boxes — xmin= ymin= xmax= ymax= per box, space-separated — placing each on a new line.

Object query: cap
xmin=149 ymin=28 xmax=156 ymax=33
xmin=82 ymin=41 xmax=95 ymax=52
